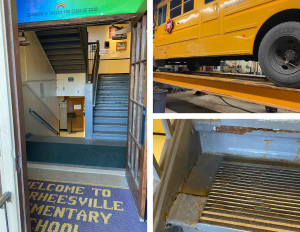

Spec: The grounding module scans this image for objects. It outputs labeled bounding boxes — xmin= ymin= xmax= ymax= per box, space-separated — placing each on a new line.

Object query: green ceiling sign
xmin=17 ymin=0 xmax=144 ymax=23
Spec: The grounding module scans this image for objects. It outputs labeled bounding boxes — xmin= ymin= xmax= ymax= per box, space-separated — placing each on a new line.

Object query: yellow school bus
xmin=153 ymin=0 xmax=300 ymax=88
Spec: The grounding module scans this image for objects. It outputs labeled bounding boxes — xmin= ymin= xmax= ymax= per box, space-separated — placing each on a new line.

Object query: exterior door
xmin=126 ymin=14 xmax=147 ymax=220
xmin=0 ymin=0 xmax=31 ymax=231
xmin=201 ymin=0 xmax=222 ymax=37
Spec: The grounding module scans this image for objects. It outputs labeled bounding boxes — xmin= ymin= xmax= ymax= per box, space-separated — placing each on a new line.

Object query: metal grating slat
xmin=200 ymin=161 xmax=300 ymax=232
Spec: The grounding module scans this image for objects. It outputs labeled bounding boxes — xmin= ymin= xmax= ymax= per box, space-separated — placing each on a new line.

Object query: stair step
xmin=96 ymin=99 xmax=128 ymax=104
xmin=51 ymin=59 xmax=85 ymax=66
xmin=94 ymin=125 xmax=127 ymax=132
xmin=42 ymin=41 xmax=82 ymax=50
xmin=45 ymin=48 xmax=83 ymax=55
xmin=94 ymin=111 xmax=128 ymax=117
xmin=55 ymin=69 xmax=86 ymax=73
xmin=54 ymin=65 xmax=85 ymax=70
xmin=99 ymin=75 xmax=129 ymax=79
xmin=92 ymin=133 xmax=127 ymax=140
xmin=94 ymin=105 xmax=128 ymax=111
xmin=97 ymin=87 xmax=129 ymax=90
xmin=94 ymin=117 xmax=127 ymax=124
xmin=98 ymin=91 xmax=128 ymax=96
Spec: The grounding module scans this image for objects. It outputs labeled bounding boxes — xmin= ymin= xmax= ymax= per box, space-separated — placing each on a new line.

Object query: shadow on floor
xmin=166 ymin=97 xmax=219 ymax=113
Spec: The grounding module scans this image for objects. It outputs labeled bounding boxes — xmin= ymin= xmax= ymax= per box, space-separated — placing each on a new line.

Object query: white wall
xmin=20 ymin=32 xmax=60 ymax=136
xmin=22 ymin=84 xmax=60 ymax=137
xmin=87 ymin=24 xmax=131 ymax=74
xmin=56 ymin=73 xmax=86 ymax=96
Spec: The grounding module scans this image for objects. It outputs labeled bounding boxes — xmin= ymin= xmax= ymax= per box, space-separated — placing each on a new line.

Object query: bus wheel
xmin=259 ymin=22 xmax=300 ymax=88
xmin=187 ymin=64 xmax=197 ymax=71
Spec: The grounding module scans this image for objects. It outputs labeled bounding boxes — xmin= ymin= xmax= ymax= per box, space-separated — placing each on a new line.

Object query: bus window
xmin=158 ymin=4 xmax=167 ymax=26
xmin=183 ymin=0 xmax=194 ymax=13
xmin=205 ymin=0 xmax=215 ymax=4
xmin=170 ymin=0 xmax=182 ymax=19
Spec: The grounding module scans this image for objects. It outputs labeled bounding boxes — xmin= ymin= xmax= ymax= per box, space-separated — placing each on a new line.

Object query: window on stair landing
xmin=157 ymin=4 xmax=167 ymax=26
xmin=183 ymin=0 xmax=194 ymax=14
xmin=170 ymin=0 xmax=182 ymax=19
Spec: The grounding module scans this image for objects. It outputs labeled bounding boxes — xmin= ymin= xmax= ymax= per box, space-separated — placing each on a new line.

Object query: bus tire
xmin=259 ymin=22 xmax=300 ymax=88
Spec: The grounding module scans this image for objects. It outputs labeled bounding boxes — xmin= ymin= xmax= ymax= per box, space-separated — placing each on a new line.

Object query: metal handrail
xmin=0 ymin=192 xmax=11 ymax=232
xmin=90 ymin=41 xmax=100 ymax=84
xmin=29 ymin=109 xmax=59 ymax=136
xmin=0 ymin=192 xmax=11 ymax=208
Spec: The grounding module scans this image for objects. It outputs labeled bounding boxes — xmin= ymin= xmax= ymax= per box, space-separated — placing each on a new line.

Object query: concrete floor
xmin=165 ymin=91 xmax=292 ymax=113
xmin=27 ymin=162 xmax=128 ymax=189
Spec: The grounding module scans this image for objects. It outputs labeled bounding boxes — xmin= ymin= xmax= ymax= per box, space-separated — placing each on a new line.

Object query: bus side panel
xmin=224 ymin=0 xmax=300 ymax=53
xmin=155 ymin=26 xmax=166 ymax=47
xmin=224 ymin=0 xmax=276 ymax=34
xmin=167 ymin=40 xmax=195 ymax=58
xmin=166 ymin=25 xmax=199 ymax=45
xmin=156 ymin=46 xmax=167 ymax=59
xmin=194 ymin=28 xmax=257 ymax=56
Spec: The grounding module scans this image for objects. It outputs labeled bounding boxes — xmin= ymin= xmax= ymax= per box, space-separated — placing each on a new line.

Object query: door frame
xmin=1 ymin=0 xmax=31 ymax=231
xmin=126 ymin=13 xmax=147 ymax=220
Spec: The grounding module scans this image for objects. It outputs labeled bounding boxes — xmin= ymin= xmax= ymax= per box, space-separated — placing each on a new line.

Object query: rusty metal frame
xmin=4 ymin=0 xmax=31 ymax=231
xmin=153 ymin=72 xmax=300 ymax=112
xmin=126 ymin=14 xmax=147 ymax=220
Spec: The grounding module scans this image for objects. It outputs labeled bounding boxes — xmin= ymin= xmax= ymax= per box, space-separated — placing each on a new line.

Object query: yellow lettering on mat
xmin=57 ymin=195 xmax=68 ymax=204
xmin=34 ymin=219 xmax=49 ymax=232
xmin=47 ymin=194 xmax=58 ymax=204
xmin=53 ymin=207 xmax=66 ymax=218
xmin=42 ymin=205 xmax=55 ymax=217
xmin=29 ymin=192 xmax=39 ymax=200
xmin=60 ymin=223 xmax=72 ymax=232
xmin=30 ymin=204 xmax=45 ymax=214
xmin=76 ymin=210 xmax=87 ymax=221
xmin=88 ymin=211 xmax=99 ymax=223
xmin=114 ymin=201 xmax=124 ymax=211
xmin=48 ymin=221 xmax=60 ymax=232
xmin=100 ymin=212 xmax=112 ymax=224
xmin=75 ymin=187 xmax=84 ymax=194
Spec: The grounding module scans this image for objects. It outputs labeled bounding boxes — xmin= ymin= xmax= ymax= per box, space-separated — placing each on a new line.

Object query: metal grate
xmin=200 ymin=161 xmax=300 ymax=232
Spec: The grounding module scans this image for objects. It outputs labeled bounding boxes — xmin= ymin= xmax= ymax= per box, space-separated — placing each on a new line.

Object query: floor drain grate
xmin=200 ymin=161 xmax=300 ymax=232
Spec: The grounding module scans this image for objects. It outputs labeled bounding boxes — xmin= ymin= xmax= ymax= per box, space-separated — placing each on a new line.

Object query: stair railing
xmin=89 ymin=40 xmax=100 ymax=107
xmin=0 ymin=192 xmax=11 ymax=232
xmin=85 ymin=41 xmax=100 ymax=139
xmin=29 ymin=109 xmax=59 ymax=136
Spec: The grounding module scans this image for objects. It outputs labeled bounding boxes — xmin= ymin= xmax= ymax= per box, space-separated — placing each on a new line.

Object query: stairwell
xmin=93 ymin=74 xmax=129 ymax=140
xmin=36 ymin=28 xmax=88 ymax=73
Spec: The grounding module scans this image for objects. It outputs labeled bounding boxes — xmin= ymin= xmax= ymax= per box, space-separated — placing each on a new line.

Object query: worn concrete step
xmin=94 ymin=111 xmax=128 ymax=117
xmin=99 ymin=76 xmax=129 ymax=79
xmin=98 ymin=90 xmax=128 ymax=95
xmin=94 ymin=125 xmax=127 ymax=132
xmin=96 ymin=99 xmax=128 ymax=104
xmin=93 ymin=133 xmax=127 ymax=140
xmin=97 ymin=95 xmax=128 ymax=99
xmin=93 ymin=131 xmax=127 ymax=135
xmin=94 ymin=105 xmax=128 ymax=111
xmin=98 ymin=80 xmax=129 ymax=83
xmin=93 ymin=117 xmax=127 ymax=125
xmin=97 ymin=86 xmax=129 ymax=90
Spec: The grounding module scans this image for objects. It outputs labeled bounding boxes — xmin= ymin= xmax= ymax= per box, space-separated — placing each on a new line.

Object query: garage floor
xmin=165 ymin=91 xmax=292 ymax=113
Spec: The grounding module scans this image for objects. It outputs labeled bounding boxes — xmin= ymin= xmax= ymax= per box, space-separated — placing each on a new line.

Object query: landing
xmin=26 ymin=135 xmax=127 ymax=169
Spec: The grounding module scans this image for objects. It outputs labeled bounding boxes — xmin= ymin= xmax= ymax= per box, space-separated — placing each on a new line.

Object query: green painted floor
xmin=26 ymin=136 xmax=127 ymax=169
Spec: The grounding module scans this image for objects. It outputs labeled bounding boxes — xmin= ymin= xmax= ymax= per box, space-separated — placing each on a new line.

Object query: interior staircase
xmin=93 ymin=74 xmax=129 ymax=140
xmin=35 ymin=28 xmax=88 ymax=73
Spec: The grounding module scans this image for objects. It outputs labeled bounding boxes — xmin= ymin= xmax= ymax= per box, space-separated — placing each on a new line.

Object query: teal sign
xmin=17 ymin=0 xmax=144 ymax=23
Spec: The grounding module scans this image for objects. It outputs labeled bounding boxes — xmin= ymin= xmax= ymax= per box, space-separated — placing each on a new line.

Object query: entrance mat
xmin=28 ymin=178 xmax=147 ymax=232
xmin=26 ymin=142 xmax=126 ymax=169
